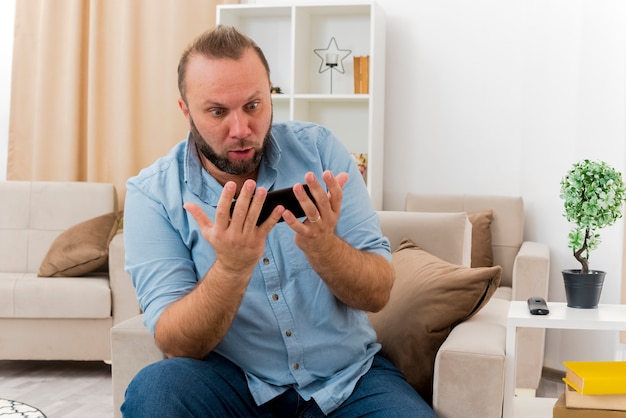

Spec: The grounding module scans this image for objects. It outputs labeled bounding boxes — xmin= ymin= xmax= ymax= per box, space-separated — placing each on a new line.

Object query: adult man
xmin=122 ymin=25 xmax=435 ymax=417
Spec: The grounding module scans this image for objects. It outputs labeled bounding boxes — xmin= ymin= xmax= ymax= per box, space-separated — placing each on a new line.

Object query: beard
xmin=189 ymin=114 xmax=272 ymax=176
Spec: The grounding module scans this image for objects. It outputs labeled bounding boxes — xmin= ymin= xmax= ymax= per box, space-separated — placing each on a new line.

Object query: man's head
xmin=178 ymin=25 xmax=271 ymax=103
xmin=177 ymin=26 xmax=273 ymax=178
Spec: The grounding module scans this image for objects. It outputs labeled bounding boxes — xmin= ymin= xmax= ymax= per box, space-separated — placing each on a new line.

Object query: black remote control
xmin=527 ymin=296 xmax=549 ymax=315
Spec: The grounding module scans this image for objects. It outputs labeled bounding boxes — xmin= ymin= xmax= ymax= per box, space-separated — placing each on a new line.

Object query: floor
xmin=0 ymin=361 xmax=113 ymax=418
xmin=0 ymin=360 xmax=564 ymax=418
xmin=536 ymin=368 xmax=566 ymax=399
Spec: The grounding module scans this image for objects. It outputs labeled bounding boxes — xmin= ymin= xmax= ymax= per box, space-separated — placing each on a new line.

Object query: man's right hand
xmin=155 ymin=179 xmax=284 ymax=359
xmin=184 ymin=179 xmax=284 ymax=275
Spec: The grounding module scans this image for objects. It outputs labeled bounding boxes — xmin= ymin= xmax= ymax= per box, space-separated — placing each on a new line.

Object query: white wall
xmin=255 ymin=0 xmax=626 ymax=370
xmin=0 ymin=0 xmax=15 ymax=180
xmin=380 ymin=0 xmax=626 ymax=369
xmin=2 ymin=0 xmax=625 ymax=369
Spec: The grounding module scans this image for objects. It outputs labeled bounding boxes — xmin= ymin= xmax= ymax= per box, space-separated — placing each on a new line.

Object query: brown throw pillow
xmin=468 ymin=209 xmax=494 ymax=267
xmin=368 ymin=238 xmax=502 ymax=403
xmin=38 ymin=211 xmax=121 ymax=277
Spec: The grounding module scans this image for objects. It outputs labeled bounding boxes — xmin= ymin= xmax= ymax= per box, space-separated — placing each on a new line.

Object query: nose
xmin=227 ymin=110 xmax=252 ymax=139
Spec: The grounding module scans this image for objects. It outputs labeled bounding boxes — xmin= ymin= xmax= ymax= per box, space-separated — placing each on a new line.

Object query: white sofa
xmin=110 ymin=194 xmax=550 ymax=418
xmin=0 ymin=181 xmax=140 ymax=361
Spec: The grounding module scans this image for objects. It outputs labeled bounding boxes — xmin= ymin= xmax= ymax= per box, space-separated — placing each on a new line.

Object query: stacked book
xmin=553 ymin=361 xmax=626 ymax=417
xmin=353 ymin=56 xmax=369 ymax=94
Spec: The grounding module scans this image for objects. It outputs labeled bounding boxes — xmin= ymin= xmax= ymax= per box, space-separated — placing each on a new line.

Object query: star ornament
xmin=314 ymin=37 xmax=352 ymax=74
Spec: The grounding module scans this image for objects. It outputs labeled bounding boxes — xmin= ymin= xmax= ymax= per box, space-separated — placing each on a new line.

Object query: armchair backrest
xmin=404 ymin=194 xmax=524 ymax=287
xmin=376 ymin=211 xmax=472 ymax=267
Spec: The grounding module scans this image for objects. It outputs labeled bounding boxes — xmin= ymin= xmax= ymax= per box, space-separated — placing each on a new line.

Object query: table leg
xmin=503 ymin=325 xmax=517 ymax=418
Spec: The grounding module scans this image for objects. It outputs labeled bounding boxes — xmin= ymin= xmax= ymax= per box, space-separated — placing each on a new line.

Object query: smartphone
xmin=230 ymin=185 xmax=315 ymax=226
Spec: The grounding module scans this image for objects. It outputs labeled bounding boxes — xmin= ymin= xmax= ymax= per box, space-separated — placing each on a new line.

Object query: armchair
xmin=110 ymin=194 xmax=550 ymax=418
xmin=404 ymin=194 xmax=550 ymax=403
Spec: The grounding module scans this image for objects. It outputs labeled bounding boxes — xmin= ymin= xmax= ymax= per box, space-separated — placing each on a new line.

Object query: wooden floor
xmin=0 ymin=360 xmax=113 ymax=418
xmin=0 ymin=360 xmax=564 ymax=418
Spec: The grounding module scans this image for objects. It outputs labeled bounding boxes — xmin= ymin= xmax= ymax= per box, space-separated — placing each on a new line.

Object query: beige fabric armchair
xmin=404 ymin=193 xmax=550 ymax=417
xmin=110 ymin=195 xmax=550 ymax=418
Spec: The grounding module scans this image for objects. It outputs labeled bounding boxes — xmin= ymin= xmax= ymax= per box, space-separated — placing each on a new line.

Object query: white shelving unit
xmin=217 ymin=2 xmax=386 ymax=209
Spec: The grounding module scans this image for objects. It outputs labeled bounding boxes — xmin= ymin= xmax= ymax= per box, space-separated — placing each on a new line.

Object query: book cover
xmin=565 ymin=382 xmax=626 ymax=411
xmin=353 ymin=56 xmax=362 ymax=94
xmin=361 ymin=55 xmax=369 ymax=94
xmin=554 ymin=394 xmax=626 ymax=418
xmin=563 ymin=361 xmax=626 ymax=395
xmin=353 ymin=56 xmax=369 ymax=94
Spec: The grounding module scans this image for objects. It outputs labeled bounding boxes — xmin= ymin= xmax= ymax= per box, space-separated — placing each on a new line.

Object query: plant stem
xmin=574 ymin=228 xmax=590 ymax=273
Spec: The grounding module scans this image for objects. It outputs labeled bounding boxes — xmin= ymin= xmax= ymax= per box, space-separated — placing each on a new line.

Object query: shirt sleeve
xmin=123 ymin=178 xmax=199 ymax=335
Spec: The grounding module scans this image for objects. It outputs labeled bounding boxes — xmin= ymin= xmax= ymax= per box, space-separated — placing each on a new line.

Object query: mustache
xmin=228 ymin=140 xmax=258 ymax=150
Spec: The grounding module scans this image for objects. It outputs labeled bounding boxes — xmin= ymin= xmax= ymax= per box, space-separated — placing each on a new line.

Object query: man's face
xmin=179 ymin=49 xmax=273 ymax=176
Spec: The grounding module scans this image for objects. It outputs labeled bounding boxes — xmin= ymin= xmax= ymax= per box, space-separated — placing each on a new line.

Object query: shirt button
xmin=272 ymin=294 xmax=279 ymax=301
xmin=293 ymin=363 xmax=299 ymax=370
xmin=263 ymin=258 xmax=270 ymax=265
xmin=285 ymin=330 xmax=292 ymax=337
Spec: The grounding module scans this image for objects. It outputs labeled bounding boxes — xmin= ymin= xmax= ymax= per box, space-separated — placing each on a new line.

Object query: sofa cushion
xmin=0 ymin=273 xmax=111 ymax=318
xmin=468 ymin=209 xmax=494 ymax=267
xmin=38 ymin=212 xmax=121 ymax=277
xmin=368 ymin=239 xmax=502 ymax=403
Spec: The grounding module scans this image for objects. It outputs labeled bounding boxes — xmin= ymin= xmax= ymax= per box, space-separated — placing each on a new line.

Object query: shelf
xmin=293 ymin=94 xmax=369 ymax=101
xmin=271 ymin=94 xmax=370 ymax=101
xmin=218 ymin=2 xmax=384 ymax=209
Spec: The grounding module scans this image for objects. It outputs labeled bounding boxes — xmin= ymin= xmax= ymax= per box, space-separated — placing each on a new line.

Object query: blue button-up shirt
xmin=124 ymin=121 xmax=391 ymax=414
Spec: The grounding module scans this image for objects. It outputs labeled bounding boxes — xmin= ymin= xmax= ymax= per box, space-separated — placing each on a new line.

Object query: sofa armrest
xmin=111 ymin=314 xmax=164 ymax=418
xmin=510 ymin=241 xmax=550 ymax=391
xmin=109 ymin=232 xmax=141 ymax=326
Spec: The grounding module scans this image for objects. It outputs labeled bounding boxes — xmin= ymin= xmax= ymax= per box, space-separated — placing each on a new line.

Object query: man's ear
xmin=178 ymin=98 xmax=190 ymax=120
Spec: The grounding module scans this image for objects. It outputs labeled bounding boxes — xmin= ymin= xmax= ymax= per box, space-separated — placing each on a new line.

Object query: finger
xmin=335 ymin=171 xmax=349 ymax=188
xmin=230 ymin=180 xmax=256 ymax=229
xmin=295 ymin=178 xmax=323 ymax=220
xmin=323 ymin=170 xmax=347 ymax=212
xmin=183 ymin=202 xmax=214 ymax=230
xmin=303 ymin=172 xmax=328 ymax=206
xmin=215 ymin=181 xmax=238 ymax=228
xmin=282 ymin=208 xmax=307 ymax=232
xmin=259 ymin=204 xmax=286 ymax=231
xmin=244 ymin=186 xmax=267 ymax=230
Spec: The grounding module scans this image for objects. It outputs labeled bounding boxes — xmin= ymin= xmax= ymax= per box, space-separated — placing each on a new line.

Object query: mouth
xmin=229 ymin=148 xmax=255 ymax=160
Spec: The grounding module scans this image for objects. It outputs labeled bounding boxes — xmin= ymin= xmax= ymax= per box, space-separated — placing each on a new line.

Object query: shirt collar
xmin=182 ymin=129 xmax=283 ymax=204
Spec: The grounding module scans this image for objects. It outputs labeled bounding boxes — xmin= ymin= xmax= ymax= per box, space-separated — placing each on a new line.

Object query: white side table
xmin=504 ymin=301 xmax=626 ymax=418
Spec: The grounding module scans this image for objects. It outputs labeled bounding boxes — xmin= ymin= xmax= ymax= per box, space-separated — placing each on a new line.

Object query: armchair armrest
xmin=111 ymin=314 xmax=164 ymax=418
xmin=109 ymin=232 xmax=141 ymax=326
xmin=512 ymin=241 xmax=550 ymax=301
xmin=433 ymin=297 xmax=508 ymax=418
xmin=511 ymin=240 xmax=550 ymax=391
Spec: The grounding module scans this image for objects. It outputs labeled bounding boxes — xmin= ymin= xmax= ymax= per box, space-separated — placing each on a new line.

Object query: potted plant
xmin=560 ymin=159 xmax=626 ymax=308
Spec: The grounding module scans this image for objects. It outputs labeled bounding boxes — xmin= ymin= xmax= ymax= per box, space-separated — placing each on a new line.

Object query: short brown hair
xmin=177 ymin=25 xmax=271 ymax=101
